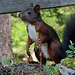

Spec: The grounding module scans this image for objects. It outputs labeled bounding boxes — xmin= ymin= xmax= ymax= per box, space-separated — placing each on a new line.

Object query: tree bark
xmin=0 ymin=14 xmax=14 ymax=66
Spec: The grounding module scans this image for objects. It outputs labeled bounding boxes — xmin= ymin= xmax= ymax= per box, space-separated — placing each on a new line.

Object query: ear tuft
xmin=30 ymin=3 xmax=34 ymax=8
xmin=34 ymin=5 xmax=40 ymax=12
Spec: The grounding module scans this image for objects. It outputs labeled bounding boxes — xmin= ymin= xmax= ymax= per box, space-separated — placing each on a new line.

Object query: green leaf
xmin=45 ymin=62 xmax=51 ymax=75
xmin=74 ymin=51 xmax=75 ymax=53
xmin=69 ymin=45 xmax=74 ymax=50
xmin=4 ymin=59 xmax=10 ymax=66
xmin=50 ymin=66 xmax=55 ymax=72
xmin=50 ymin=66 xmax=59 ymax=73
xmin=4 ymin=59 xmax=13 ymax=70
xmin=10 ymin=51 xmax=12 ymax=56
xmin=11 ymin=68 xmax=14 ymax=71
xmin=69 ymin=40 xmax=74 ymax=45
xmin=36 ymin=32 xmax=39 ymax=38
xmin=68 ymin=54 xmax=74 ymax=58
xmin=47 ymin=70 xmax=50 ymax=75
xmin=46 ymin=61 xmax=49 ymax=70
xmin=55 ymin=65 xmax=59 ymax=72
xmin=0 ymin=58 xmax=1 ymax=61
xmin=66 ymin=50 xmax=73 ymax=53
xmin=61 ymin=59 xmax=65 ymax=63
xmin=34 ymin=73 xmax=36 ymax=75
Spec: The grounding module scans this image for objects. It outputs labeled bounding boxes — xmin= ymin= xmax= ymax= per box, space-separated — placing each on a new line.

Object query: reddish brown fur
xmin=19 ymin=3 xmax=64 ymax=65
xmin=48 ymin=41 xmax=63 ymax=63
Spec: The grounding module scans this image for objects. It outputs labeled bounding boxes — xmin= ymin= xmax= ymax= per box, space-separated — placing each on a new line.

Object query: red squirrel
xmin=19 ymin=3 xmax=64 ymax=65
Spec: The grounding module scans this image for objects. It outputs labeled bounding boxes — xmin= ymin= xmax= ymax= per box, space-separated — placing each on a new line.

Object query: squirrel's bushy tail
xmin=62 ymin=14 xmax=75 ymax=58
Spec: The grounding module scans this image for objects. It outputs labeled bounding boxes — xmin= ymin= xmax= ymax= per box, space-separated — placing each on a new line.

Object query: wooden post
xmin=0 ymin=14 xmax=14 ymax=66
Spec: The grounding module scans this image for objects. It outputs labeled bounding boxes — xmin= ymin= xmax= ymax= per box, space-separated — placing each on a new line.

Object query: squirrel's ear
xmin=34 ymin=5 xmax=40 ymax=13
xmin=30 ymin=3 xmax=34 ymax=8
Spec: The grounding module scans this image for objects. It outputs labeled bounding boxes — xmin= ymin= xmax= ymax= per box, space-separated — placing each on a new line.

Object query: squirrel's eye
xmin=28 ymin=11 xmax=31 ymax=14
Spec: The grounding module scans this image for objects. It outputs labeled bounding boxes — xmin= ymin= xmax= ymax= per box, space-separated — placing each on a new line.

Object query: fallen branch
xmin=57 ymin=64 xmax=75 ymax=75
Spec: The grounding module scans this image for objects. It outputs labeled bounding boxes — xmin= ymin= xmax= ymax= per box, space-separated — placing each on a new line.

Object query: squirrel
xmin=18 ymin=3 xmax=73 ymax=65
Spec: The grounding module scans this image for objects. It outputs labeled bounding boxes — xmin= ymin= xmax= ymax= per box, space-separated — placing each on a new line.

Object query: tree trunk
xmin=0 ymin=14 xmax=14 ymax=66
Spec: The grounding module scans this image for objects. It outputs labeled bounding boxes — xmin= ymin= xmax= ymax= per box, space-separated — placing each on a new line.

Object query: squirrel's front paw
xmin=27 ymin=50 xmax=31 ymax=57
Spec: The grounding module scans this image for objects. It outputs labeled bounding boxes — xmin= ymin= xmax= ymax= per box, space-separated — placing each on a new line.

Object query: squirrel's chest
xmin=28 ymin=24 xmax=38 ymax=42
xmin=27 ymin=24 xmax=50 ymax=59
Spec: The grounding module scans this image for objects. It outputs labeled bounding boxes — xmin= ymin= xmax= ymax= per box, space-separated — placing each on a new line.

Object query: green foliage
xmin=45 ymin=62 xmax=59 ymax=75
xmin=4 ymin=59 xmax=14 ymax=70
xmin=50 ymin=66 xmax=59 ymax=74
xmin=0 ymin=58 xmax=1 ymax=61
xmin=66 ymin=40 xmax=75 ymax=58
xmin=4 ymin=59 xmax=10 ymax=66
xmin=45 ymin=61 xmax=50 ymax=75
xmin=14 ymin=53 xmax=25 ymax=64
xmin=61 ymin=40 xmax=75 ymax=69
xmin=4 ymin=59 xmax=13 ymax=70
xmin=11 ymin=13 xmax=19 ymax=17
xmin=34 ymin=73 xmax=36 ymax=75
xmin=10 ymin=51 xmax=12 ymax=56
xmin=11 ymin=16 xmax=28 ymax=53
xmin=66 ymin=50 xmax=73 ymax=53
xmin=36 ymin=32 xmax=39 ymax=38
xmin=55 ymin=65 xmax=59 ymax=72
xmin=4 ymin=51 xmax=14 ymax=70
xmin=69 ymin=45 xmax=74 ymax=50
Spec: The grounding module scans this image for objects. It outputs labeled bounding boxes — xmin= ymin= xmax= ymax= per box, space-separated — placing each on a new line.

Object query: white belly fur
xmin=28 ymin=24 xmax=50 ymax=59
xmin=41 ymin=43 xmax=50 ymax=59
xmin=28 ymin=24 xmax=38 ymax=42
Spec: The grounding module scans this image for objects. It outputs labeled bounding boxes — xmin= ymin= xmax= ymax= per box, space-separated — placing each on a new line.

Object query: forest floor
xmin=0 ymin=62 xmax=75 ymax=75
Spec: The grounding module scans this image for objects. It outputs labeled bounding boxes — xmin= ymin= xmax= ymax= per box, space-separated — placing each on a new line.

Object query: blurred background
xmin=11 ymin=6 xmax=75 ymax=68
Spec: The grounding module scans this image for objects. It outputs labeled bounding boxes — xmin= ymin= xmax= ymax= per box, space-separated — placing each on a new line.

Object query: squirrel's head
xmin=19 ymin=3 xmax=41 ymax=23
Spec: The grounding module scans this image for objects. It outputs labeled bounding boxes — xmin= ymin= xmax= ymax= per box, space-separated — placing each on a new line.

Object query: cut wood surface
xmin=0 ymin=0 xmax=75 ymax=14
